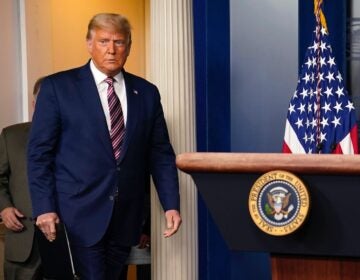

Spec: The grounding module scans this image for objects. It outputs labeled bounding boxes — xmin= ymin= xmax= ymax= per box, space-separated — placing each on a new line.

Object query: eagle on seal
xmin=267 ymin=190 xmax=292 ymax=221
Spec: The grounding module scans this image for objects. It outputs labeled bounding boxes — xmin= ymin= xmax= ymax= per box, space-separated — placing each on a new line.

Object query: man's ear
xmin=126 ymin=42 xmax=132 ymax=57
xmin=86 ymin=39 xmax=93 ymax=53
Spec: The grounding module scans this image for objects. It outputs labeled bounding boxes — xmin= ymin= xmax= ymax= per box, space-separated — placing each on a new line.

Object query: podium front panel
xmin=193 ymin=172 xmax=360 ymax=257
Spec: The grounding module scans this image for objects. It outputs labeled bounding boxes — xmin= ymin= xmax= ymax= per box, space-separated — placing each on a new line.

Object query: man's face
xmin=87 ymin=28 xmax=131 ymax=76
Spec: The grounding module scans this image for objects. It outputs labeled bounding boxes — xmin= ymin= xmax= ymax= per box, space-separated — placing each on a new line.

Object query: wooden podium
xmin=177 ymin=153 xmax=360 ymax=279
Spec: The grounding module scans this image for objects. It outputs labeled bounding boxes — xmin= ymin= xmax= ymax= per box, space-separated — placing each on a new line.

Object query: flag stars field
xmin=328 ymin=56 xmax=335 ymax=67
xmin=283 ymin=25 xmax=358 ymax=154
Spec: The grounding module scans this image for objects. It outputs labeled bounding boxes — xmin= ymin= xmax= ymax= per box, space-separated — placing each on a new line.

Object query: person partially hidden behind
xmin=119 ymin=192 xmax=151 ymax=280
xmin=0 ymin=78 xmax=44 ymax=280
xmin=27 ymin=13 xmax=181 ymax=280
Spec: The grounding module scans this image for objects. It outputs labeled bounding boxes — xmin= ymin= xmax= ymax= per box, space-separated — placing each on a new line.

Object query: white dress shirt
xmin=89 ymin=60 xmax=128 ymax=131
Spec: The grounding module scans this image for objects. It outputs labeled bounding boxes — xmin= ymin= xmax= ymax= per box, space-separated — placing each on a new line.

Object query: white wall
xmin=0 ymin=0 xmax=23 ymax=129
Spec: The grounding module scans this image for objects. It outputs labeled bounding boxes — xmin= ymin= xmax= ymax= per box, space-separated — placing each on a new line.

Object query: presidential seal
xmin=248 ymin=170 xmax=310 ymax=236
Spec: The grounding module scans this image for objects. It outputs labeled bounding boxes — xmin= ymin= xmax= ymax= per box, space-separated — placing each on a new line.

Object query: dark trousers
xmin=4 ymin=238 xmax=43 ymax=280
xmin=72 ymin=200 xmax=131 ymax=280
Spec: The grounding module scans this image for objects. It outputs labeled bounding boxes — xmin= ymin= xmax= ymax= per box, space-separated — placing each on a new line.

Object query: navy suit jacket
xmin=27 ymin=62 xmax=180 ymax=247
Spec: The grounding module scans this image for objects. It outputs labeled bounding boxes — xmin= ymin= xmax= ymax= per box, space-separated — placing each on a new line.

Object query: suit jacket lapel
xmin=76 ymin=63 xmax=114 ymax=160
xmin=118 ymin=71 xmax=139 ymax=163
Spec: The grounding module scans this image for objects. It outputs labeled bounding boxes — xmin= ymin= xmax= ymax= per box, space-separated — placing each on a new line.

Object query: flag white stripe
xmin=284 ymin=120 xmax=306 ymax=154
xmin=339 ymin=133 xmax=354 ymax=154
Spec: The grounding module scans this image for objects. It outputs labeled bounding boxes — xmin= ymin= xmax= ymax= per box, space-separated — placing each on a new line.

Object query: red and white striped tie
xmin=105 ymin=77 xmax=125 ymax=160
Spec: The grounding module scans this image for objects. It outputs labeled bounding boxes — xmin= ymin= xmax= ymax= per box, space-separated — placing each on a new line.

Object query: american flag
xmin=283 ymin=26 xmax=358 ymax=154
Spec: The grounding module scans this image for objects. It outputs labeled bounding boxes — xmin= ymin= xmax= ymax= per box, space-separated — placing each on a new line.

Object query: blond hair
xmin=86 ymin=13 xmax=132 ymax=45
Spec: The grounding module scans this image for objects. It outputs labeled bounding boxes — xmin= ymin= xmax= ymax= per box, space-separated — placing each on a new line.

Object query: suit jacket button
xmin=109 ymin=195 xmax=114 ymax=201
xmin=117 ymin=167 xmax=121 ymax=171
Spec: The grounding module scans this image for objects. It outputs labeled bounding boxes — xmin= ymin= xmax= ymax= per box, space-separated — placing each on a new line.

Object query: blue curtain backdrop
xmin=193 ymin=0 xmax=231 ymax=278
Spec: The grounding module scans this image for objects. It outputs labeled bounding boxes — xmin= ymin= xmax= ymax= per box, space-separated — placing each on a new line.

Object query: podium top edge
xmin=176 ymin=152 xmax=360 ymax=175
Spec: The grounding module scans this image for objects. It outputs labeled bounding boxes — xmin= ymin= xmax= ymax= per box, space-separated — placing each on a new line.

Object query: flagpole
xmin=315 ymin=0 xmax=323 ymax=153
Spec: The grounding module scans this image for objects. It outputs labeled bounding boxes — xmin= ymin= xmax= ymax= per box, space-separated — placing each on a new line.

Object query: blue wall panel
xmin=193 ymin=0 xmax=232 ymax=278
xmin=193 ymin=0 xmax=271 ymax=279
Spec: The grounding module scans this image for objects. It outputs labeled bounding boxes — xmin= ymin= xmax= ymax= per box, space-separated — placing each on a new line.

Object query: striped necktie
xmin=105 ymin=77 xmax=125 ymax=160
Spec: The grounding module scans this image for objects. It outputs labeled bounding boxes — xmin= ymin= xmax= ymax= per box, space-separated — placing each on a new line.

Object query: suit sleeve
xmin=0 ymin=130 xmax=14 ymax=211
xmin=149 ymin=88 xmax=180 ymax=212
xmin=27 ymin=77 xmax=60 ymax=218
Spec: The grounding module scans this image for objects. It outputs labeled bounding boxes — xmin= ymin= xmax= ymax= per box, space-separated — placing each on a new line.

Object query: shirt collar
xmin=89 ymin=60 xmax=124 ymax=85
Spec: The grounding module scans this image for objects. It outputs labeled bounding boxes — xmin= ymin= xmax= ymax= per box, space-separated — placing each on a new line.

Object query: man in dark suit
xmin=0 ymin=78 xmax=43 ymax=280
xmin=27 ymin=13 xmax=181 ymax=279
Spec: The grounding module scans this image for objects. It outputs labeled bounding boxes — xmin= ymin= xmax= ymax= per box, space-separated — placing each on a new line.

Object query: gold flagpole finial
xmin=314 ymin=0 xmax=328 ymax=33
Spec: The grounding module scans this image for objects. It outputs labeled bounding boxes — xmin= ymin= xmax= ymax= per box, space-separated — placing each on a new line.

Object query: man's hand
xmin=138 ymin=233 xmax=150 ymax=249
xmin=163 ymin=209 xmax=182 ymax=238
xmin=36 ymin=212 xmax=60 ymax=242
xmin=1 ymin=207 xmax=25 ymax=232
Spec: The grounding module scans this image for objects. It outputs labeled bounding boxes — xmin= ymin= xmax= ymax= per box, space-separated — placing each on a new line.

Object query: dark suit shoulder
xmin=45 ymin=63 xmax=88 ymax=81
xmin=123 ymin=71 xmax=157 ymax=89
xmin=2 ymin=122 xmax=31 ymax=135
xmin=1 ymin=123 xmax=31 ymax=148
